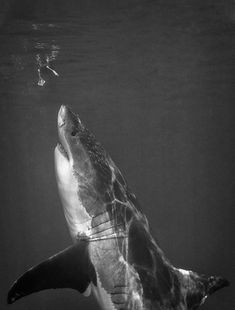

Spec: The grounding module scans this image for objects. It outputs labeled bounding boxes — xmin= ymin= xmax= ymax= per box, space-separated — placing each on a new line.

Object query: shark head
xmin=54 ymin=105 xmax=113 ymax=239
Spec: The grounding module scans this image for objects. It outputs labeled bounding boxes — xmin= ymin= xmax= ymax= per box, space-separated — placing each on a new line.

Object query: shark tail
xmin=179 ymin=269 xmax=229 ymax=309
xmin=206 ymin=275 xmax=230 ymax=296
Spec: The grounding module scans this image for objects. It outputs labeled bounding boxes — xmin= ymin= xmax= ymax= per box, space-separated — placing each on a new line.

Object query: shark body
xmin=8 ymin=105 xmax=229 ymax=309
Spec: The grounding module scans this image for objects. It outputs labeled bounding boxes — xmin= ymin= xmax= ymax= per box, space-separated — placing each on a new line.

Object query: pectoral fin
xmin=8 ymin=241 xmax=96 ymax=304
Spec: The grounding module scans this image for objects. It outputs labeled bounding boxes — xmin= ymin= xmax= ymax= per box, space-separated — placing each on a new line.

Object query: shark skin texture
xmin=8 ymin=105 xmax=229 ymax=310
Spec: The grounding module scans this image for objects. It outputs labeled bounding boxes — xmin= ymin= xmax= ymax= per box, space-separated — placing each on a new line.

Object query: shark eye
xmin=71 ymin=129 xmax=77 ymax=136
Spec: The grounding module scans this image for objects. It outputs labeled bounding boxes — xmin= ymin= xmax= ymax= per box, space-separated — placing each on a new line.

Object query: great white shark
xmin=8 ymin=105 xmax=229 ymax=309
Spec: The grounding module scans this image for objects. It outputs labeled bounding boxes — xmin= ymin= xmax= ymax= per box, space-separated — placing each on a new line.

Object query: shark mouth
xmin=57 ymin=142 xmax=69 ymax=160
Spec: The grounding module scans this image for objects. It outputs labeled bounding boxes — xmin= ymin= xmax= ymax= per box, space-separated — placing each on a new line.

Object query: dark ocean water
xmin=0 ymin=1 xmax=234 ymax=309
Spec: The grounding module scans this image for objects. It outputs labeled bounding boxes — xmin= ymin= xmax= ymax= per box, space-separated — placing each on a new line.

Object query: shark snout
xmin=58 ymin=105 xmax=68 ymax=128
xmin=58 ymin=105 xmax=82 ymax=130
xmin=56 ymin=105 xmax=85 ymax=161
xmin=57 ymin=105 xmax=73 ymax=161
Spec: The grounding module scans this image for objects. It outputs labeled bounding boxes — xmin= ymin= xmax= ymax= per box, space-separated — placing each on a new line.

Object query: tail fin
xmin=206 ymin=276 xmax=230 ymax=295
xmin=180 ymin=269 xmax=230 ymax=309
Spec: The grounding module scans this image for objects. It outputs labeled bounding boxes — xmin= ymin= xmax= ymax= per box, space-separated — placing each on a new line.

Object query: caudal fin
xmin=181 ymin=269 xmax=229 ymax=309
xmin=206 ymin=276 xmax=230 ymax=295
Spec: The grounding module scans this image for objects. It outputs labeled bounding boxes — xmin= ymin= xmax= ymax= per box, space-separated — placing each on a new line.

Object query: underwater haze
xmin=0 ymin=0 xmax=234 ymax=309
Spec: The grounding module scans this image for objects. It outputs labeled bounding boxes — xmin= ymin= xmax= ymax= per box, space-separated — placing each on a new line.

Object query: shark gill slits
xmin=91 ymin=211 xmax=110 ymax=228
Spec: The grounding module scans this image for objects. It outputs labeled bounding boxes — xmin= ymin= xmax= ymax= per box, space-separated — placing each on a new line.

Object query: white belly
xmin=55 ymin=147 xmax=92 ymax=240
xmin=91 ymin=271 xmax=117 ymax=310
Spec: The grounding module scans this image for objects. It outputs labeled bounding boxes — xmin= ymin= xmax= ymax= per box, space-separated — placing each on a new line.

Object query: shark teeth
xmin=57 ymin=142 xmax=69 ymax=160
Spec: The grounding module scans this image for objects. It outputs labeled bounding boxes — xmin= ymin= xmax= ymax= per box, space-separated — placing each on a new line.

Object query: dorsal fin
xmin=8 ymin=241 xmax=96 ymax=304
